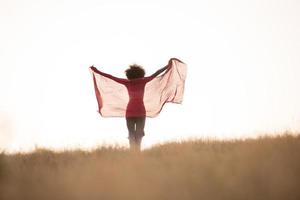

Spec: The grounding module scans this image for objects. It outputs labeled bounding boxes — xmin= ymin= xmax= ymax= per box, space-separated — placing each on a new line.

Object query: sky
xmin=1 ymin=0 xmax=300 ymax=152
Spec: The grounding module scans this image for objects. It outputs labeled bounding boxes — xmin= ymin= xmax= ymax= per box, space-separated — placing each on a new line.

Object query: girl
xmin=90 ymin=58 xmax=186 ymax=151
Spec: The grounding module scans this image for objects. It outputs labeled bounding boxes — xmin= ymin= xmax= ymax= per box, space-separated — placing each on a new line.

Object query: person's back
xmin=124 ymin=77 xmax=154 ymax=117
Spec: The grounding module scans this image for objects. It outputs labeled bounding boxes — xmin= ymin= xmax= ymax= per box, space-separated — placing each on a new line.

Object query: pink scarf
xmin=90 ymin=58 xmax=187 ymax=117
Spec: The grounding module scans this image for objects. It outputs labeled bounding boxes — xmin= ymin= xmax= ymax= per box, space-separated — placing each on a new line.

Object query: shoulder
xmin=128 ymin=77 xmax=153 ymax=83
xmin=142 ymin=76 xmax=155 ymax=82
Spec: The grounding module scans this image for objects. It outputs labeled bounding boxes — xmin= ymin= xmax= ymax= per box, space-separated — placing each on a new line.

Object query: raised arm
xmin=150 ymin=65 xmax=169 ymax=78
xmin=149 ymin=58 xmax=185 ymax=78
xmin=149 ymin=62 xmax=172 ymax=79
xmin=90 ymin=66 xmax=128 ymax=84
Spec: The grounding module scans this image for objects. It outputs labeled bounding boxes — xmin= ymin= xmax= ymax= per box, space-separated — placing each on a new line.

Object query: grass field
xmin=1 ymin=134 xmax=300 ymax=200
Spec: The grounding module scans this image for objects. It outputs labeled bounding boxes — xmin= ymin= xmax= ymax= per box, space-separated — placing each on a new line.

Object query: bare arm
xmin=90 ymin=66 xmax=128 ymax=84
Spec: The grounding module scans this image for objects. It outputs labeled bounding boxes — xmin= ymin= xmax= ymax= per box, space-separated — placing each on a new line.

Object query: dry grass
xmin=1 ymin=134 xmax=300 ymax=200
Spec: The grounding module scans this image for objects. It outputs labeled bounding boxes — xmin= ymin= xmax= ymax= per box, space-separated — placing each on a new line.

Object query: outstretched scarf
xmin=90 ymin=58 xmax=187 ymax=118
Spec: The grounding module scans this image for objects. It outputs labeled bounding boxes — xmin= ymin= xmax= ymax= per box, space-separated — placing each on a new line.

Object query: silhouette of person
xmin=90 ymin=62 xmax=169 ymax=151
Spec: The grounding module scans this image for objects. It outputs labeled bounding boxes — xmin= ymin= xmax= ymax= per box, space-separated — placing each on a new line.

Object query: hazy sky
xmin=1 ymin=0 xmax=300 ymax=152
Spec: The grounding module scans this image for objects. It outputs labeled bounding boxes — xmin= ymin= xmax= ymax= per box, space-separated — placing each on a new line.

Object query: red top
xmin=124 ymin=77 xmax=154 ymax=117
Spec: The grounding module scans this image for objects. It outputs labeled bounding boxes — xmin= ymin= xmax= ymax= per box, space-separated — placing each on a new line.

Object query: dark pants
xmin=126 ymin=117 xmax=145 ymax=151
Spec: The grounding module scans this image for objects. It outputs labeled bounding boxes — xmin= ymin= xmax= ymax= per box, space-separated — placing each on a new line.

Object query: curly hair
xmin=125 ymin=64 xmax=145 ymax=80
